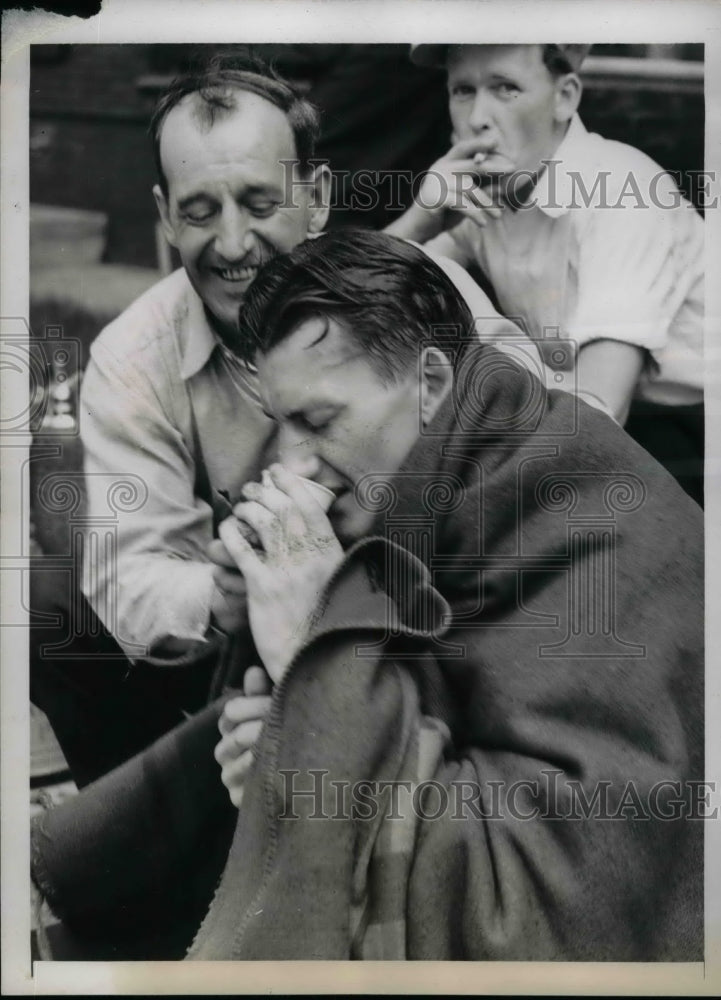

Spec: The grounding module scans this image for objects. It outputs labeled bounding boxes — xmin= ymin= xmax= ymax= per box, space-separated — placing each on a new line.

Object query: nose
xmin=468 ymin=90 xmax=494 ymax=135
xmin=214 ymin=201 xmax=255 ymax=263
xmin=277 ymin=424 xmax=322 ymax=481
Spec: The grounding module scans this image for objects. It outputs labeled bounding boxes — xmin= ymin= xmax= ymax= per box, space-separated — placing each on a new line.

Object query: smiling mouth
xmin=214 ymin=265 xmax=258 ymax=283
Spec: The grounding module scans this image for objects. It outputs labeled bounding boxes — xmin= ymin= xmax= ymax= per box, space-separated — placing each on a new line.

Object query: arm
xmin=575 ymin=338 xmax=646 ymax=424
xmin=566 ymin=171 xmax=698 ymax=419
xmin=80 ymin=341 xmax=239 ymax=663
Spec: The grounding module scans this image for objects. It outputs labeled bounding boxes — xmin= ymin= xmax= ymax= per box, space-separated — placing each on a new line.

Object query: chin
xmin=207 ymin=297 xmax=247 ymax=335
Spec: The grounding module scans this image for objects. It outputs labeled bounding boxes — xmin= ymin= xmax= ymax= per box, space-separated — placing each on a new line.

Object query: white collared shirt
xmin=426 ymin=114 xmax=704 ymax=406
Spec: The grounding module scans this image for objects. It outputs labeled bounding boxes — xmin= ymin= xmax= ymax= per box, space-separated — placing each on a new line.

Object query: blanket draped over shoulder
xmin=188 ymin=342 xmax=704 ymax=961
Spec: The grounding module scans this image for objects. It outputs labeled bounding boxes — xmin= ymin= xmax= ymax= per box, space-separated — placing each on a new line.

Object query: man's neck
xmin=204 ymin=304 xmax=244 ymax=356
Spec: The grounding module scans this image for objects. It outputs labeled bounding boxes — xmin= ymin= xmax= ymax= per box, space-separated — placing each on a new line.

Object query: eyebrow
xmin=244 ymin=184 xmax=283 ymax=199
xmin=305 ymin=316 xmax=331 ymax=350
xmin=271 ymin=402 xmax=341 ymax=424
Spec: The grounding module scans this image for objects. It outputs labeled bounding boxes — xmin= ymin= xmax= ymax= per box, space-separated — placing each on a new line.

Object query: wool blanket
xmin=188 ymin=341 xmax=703 ymax=961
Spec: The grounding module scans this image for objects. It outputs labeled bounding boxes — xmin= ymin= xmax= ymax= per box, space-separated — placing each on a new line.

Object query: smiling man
xmin=151 ymin=80 xmax=323 ymax=337
xmin=29 ymin=61 xmax=330 ymax=785
xmin=188 ymin=229 xmax=703 ymax=961
xmin=388 ymin=44 xmax=704 ymax=501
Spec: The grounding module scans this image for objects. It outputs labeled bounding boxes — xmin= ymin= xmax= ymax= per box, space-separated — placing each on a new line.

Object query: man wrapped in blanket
xmin=188 ymin=229 xmax=703 ymax=960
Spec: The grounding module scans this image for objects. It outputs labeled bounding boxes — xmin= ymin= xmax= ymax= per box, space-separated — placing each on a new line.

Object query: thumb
xmin=243 ymin=664 xmax=273 ymax=696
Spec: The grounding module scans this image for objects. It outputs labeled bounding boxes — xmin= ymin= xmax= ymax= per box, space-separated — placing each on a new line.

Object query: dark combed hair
xmin=149 ymin=52 xmax=321 ymax=196
xmin=237 ymin=229 xmax=476 ymax=382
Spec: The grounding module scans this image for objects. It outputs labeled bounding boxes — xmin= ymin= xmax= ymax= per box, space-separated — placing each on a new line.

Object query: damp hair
xmin=237 ymin=229 xmax=476 ymax=382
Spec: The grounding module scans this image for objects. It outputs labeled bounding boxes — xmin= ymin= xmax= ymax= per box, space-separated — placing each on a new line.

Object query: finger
xmin=447 ymin=136 xmax=497 ymax=160
xmin=232 ymin=501 xmax=284 ymax=556
xmin=229 ymin=786 xmax=244 ymax=809
xmin=444 ymin=158 xmax=484 ymax=177
xmin=443 ymin=177 xmax=501 ymax=220
xmin=207 ymin=537 xmax=239 ymax=569
xmin=221 ymin=749 xmax=255 ymax=787
xmin=240 ymin=475 xmax=295 ymax=518
xmin=461 ymin=183 xmax=502 ymax=214
xmin=267 ymin=464 xmax=337 ymax=542
xmin=455 ymin=191 xmax=503 ymax=228
xmin=244 ymin=665 xmax=272 ymax=696
xmin=221 ymin=749 xmax=255 ymax=807
xmin=215 ymin=717 xmax=266 ymax=765
xmin=212 ymin=565 xmax=247 ymax=595
xmin=219 ymin=694 xmax=272 ymax=733
xmin=218 ymin=517 xmax=264 ymax=576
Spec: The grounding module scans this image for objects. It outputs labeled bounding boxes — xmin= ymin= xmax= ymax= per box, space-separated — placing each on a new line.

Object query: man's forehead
xmin=265 ymin=316 xmax=364 ymax=373
xmin=159 ymin=90 xmax=296 ymax=179
xmin=259 ymin=317 xmax=372 ymax=402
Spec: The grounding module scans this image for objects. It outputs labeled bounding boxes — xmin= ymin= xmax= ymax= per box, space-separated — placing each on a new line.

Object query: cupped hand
xmin=218 ymin=464 xmax=344 ymax=684
xmin=417 ymin=137 xmax=503 ymax=232
xmin=208 ymin=535 xmax=248 ymax=635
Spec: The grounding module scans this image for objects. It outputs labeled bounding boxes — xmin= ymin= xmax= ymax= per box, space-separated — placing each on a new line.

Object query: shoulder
xmin=90 ymin=269 xmax=196 ymax=368
xmin=568 ymin=124 xmax=688 ymax=206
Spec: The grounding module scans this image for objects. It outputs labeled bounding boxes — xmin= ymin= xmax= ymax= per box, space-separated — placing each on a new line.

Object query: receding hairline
xmin=159 ymin=86 xmax=297 ymax=145
xmin=157 ymin=87 xmax=300 ymax=183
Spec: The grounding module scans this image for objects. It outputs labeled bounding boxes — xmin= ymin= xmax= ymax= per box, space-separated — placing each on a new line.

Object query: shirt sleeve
xmin=423 ymin=228 xmax=473 ymax=266
xmin=566 ymin=174 xmax=702 ymax=357
xmin=421 ymin=246 xmax=555 ymax=387
xmin=80 ymin=338 xmax=218 ymax=664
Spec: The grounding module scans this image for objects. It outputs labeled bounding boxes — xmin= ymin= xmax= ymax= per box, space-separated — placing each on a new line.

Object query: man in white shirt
xmin=31 ymin=57 xmax=524 ymax=785
xmin=388 ymin=44 xmax=703 ymax=503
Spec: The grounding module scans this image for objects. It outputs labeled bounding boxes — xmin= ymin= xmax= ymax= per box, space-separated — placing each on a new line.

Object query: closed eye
xmin=290 ymin=408 xmax=339 ymax=434
xmin=299 ymin=415 xmax=331 ymax=434
xmin=180 ymin=201 xmax=218 ymax=224
xmin=247 ymin=201 xmax=280 ymax=219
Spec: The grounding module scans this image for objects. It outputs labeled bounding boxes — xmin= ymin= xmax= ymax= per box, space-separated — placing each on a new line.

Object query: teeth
xmin=217 ymin=266 xmax=257 ymax=281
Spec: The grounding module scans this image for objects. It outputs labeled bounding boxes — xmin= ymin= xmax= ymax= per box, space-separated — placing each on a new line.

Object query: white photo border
xmin=2 ymin=0 xmax=720 ymax=994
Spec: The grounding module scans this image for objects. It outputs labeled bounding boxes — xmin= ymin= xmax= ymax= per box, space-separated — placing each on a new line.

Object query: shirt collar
xmin=528 ymin=113 xmax=589 ymax=218
xmin=179 ymin=280 xmax=222 ymax=380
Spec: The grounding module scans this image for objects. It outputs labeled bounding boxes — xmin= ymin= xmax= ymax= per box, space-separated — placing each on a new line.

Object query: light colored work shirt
xmin=426 ymin=114 xmax=704 ymax=407
xmin=80 ymin=256 xmax=531 ymax=660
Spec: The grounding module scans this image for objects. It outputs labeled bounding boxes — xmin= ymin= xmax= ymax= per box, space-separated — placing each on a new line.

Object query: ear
xmin=306 ymin=163 xmax=332 ymax=234
xmin=153 ymin=183 xmax=179 ymax=248
xmin=553 ymin=72 xmax=582 ymax=126
xmin=420 ymin=346 xmax=454 ymax=428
